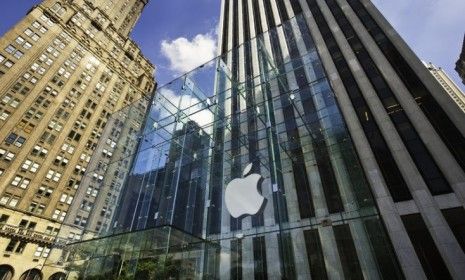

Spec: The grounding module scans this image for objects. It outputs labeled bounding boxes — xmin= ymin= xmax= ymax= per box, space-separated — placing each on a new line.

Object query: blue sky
xmin=0 ymin=0 xmax=463 ymax=89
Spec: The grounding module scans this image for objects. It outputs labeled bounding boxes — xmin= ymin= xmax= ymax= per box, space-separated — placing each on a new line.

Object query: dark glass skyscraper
xmin=214 ymin=0 xmax=465 ymax=279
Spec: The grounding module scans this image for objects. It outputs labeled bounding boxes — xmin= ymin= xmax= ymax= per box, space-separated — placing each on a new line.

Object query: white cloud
xmin=158 ymin=87 xmax=214 ymax=130
xmin=161 ymin=32 xmax=217 ymax=75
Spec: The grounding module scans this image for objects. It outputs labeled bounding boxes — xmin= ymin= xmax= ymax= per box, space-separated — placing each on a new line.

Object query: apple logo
xmin=225 ymin=163 xmax=266 ymax=218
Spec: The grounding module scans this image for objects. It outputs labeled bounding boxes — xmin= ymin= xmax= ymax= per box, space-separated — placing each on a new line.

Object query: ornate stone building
xmin=0 ymin=0 xmax=155 ymax=279
xmin=425 ymin=62 xmax=465 ymax=113
xmin=456 ymin=34 xmax=465 ymax=85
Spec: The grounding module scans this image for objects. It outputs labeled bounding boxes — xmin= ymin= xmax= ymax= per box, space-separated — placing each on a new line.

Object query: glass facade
xmin=46 ymin=13 xmax=404 ymax=279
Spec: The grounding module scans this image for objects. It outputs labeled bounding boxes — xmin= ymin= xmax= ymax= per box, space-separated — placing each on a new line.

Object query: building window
xmin=59 ymin=194 xmax=73 ymax=205
xmin=40 ymin=131 xmax=56 ymax=144
xmin=333 ymin=224 xmax=363 ymax=279
xmin=61 ymin=143 xmax=75 ymax=154
xmin=46 ymin=169 xmax=62 ymax=182
xmin=401 ymin=214 xmax=452 ymax=279
xmin=252 ymin=236 xmax=268 ymax=279
xmin=3 ymin=60 xmax=14 ymax=68
xmin=80 ymin=200 xmax=93 ymax=212
xmin=74 ymin=215 xmax=87 ymax=226
xmin=68 ymin=232 xmax=81 ymax=241
xmin=303 ymin=229 xmax=328 ymax=279
xmin=86 ymin=186 xmax=98 ymax=197
xmin=32 ymin=20 xmax=48 ymax=34
xmin=13 ymin=50 xmax=23 ymax=59
xmin=11 ymin=175 xmax=30 ymax=189
xmin=52 ymin=209 xmax=66 ymax=221
xmin=51 ymin=3 xmax=66 ymax=16
xmin=21 ymin=159 xmax=40 ymax=173
xmin=66 ymin=178 xmax=80 ymax=190
xmin=5 ymin=45 xmax=15 ymax=54
xmin=37 ymin=185 xmax=54 ymax=197
xmin=31 ymin=62 xmax=47 ymax=75
xmin=39 ymin=14 xmax=54 ymax=26
xmin=24 ymin=28 xmax=40 ymax=41
xmin=4 ymin=133 xmax=17 ymax=144
xmin=441 ymin=207 xmax=465 ymax=252
xmin=16 ymin=36 xmax=33 ymax=50
xmin=80 ymin=153 xmax=91 ymax=162
xmin=34 ymin=246 xmax=50 ymax=258
xmin=74 ymin=165 xmax=86 ymax=175
xmin=0 ymin=111 xmax=9 ymax=121
xmin=32 ymin=145 xmax=48 ymax=158
xmin=0 ymin=148 xmax=15 ymax=161
xmin=48 ymin=120 xmax=63 ymax=132
xmin=5 ymin=239 xmax=27 ymax=254
xmin=5 ymin=45 xmax=24 ymax=60
xmin=2 ymin=94 xmax=20 ymax=108
xmin=45 ymin=226 xmax=59 ymax=235
xmin=0 ymin=214 xmax=9 ymax=224
xmin=28 ymin=202 xmax=45 ymax=214
xmin=0 ymin=194 xmax=19 ymax=207
xmin=54 ymin=155 xmax=69 ymax=167
xmin=71 ymin=12 xmax=85 ymax=27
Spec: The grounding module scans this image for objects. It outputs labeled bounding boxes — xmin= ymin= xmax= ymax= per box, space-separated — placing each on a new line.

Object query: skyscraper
xmin=214 ymin=0 xmax=465 ymax=278
xmin=48 ymin=0 xmax=465 ymax=279
xmin=457 ymin=34 xmax=465 ymax=85
xmin=425 ymin=62 xmax=465 ymax=113
xmin=0 ymin=0 xmax=154 ymax=279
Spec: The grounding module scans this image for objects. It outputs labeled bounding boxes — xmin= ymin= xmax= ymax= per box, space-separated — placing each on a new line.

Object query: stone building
xmin=0 ymin=0 xmax=154 ymax=279
xmin=456 ymin=34 xmax=465 ymax=85
xmin=425 ymin=61 xmax=465 ymax=113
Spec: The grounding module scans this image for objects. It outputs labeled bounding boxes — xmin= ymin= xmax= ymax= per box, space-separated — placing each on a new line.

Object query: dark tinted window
xmin=401 ymin=214 xmax=452 ymax=280
xmin=347 ymin=0 xmax=465 ymax=173
xmin=325 ymin=0 xmax=451 ymax=196
xmin=230 ymin=239 xmax=242 ymax=280
xmin=333 ymin=224 xmax=364 ymax=279
xmin=304 ymin=229 xmax=328 ymax=280
xmin=253 ymin=236 xmax=268 ymax=279
xmin=442 ymin=207 xmax=465 ymax=253
xmin=364 ymin=218 xmax=405 ymax=279
xmin=306 ymin=0 xmax=412 ymax=201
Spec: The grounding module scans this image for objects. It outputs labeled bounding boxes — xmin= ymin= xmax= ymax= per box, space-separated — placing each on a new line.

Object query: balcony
xmin=0 ymin=223 xmax=66 ymax=247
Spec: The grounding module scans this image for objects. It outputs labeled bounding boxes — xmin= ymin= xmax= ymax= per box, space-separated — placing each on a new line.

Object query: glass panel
xmin=441 ymin=207 xmax=465 ymax=252
xmin=43 ymin=13 xmax=403 ymax=280
xmin=401 ymin=214 xmax=452 ymax=280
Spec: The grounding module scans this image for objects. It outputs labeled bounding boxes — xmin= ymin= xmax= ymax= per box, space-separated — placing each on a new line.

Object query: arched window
xmin=0 ymin=265 xmax=14 ymax=280
xmin=48 ymin=272 xmax=66 ymax=280
xmin=19 ymin=269 xmax=42 ymax=280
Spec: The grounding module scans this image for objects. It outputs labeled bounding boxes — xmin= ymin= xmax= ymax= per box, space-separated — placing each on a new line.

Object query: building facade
xmin=424 ymin=62 xmax=465 ymax=113
xmin=210 ymin=0 xmax=465 ymax=278
xmin=456 ymin=34 xmax=465 ymax=85
xmin=52 ymin=0 xmax=465 ymax=280
xmin=0 ymin=0 xmax=155 ymax=279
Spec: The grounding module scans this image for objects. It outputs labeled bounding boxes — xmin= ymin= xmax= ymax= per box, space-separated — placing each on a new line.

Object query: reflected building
xmin=56 ymin=0 xmax=465 ymax=279
xmin=114 ymin=119 xmax=210 ymax=236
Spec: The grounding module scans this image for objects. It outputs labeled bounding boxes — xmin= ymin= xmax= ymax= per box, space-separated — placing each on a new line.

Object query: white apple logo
xmin=225 ymin=163 xmax=266 ymax=218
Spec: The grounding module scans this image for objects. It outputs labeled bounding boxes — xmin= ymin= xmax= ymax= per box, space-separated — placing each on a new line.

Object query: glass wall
xmin=49 ymin=13 xmax=404 ymax=279
xmin=57 ymin=226 xmax=223 ymax=280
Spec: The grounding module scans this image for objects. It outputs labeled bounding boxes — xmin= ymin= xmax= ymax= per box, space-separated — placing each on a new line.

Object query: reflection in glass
xmin=46 ymin=13 xmax=404 ymax=280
